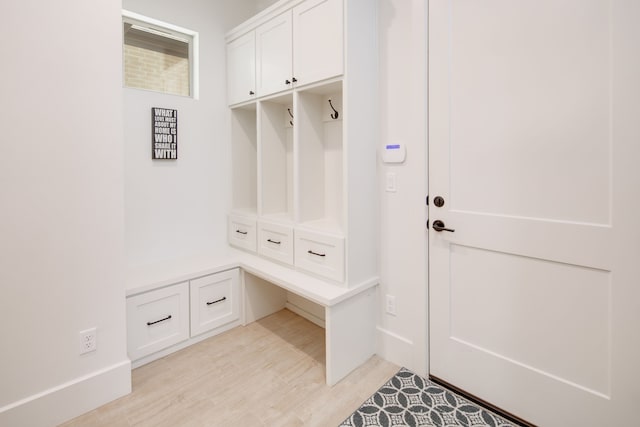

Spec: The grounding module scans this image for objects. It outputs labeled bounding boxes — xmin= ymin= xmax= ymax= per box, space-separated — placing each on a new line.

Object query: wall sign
xmin=152 ymin=107 xmax=178 ymax=159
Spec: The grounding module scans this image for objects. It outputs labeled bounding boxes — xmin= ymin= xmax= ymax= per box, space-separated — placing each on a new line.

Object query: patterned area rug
xmin=339 ymin=368 xmax=516 ymax=427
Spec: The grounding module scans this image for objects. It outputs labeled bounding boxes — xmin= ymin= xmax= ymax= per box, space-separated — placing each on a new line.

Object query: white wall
xmin=0 ymin=1 xmax=426 ymax=424
xmin=255 ymin=0 xmax=281 ymax=10
xmin=0 ymin=0 xmax=130 ymax=426
xmin=376 ymin=0 xmax=429 ymax=374
xmin=123 ymin=0 xmax=262 ymax=268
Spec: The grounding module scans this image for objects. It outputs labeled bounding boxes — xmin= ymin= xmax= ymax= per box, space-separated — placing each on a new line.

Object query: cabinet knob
xmin=249 ymin=90 xmax=255 ymax=95
xmin=285 ymin=79 xmax=291 ymax=85
xmin=292 ymin=77 xmax=297 ymax=83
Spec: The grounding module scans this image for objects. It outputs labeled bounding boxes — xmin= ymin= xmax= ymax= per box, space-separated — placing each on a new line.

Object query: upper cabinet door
xmin=227 ymin=31 xmax=256 ymax=106
xmin=256 ymin=11 xmax=293 ymax=97
xmin=293 ymin=0 xmax=343 ymax=86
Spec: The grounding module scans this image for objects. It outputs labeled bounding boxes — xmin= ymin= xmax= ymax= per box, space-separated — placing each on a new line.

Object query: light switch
xmin=385 ymin=172 xmax=397 ymax=192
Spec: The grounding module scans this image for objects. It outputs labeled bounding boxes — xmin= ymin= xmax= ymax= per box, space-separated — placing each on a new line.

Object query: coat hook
xmin=287 ymin=108 xmax=294 ymax=126
xmin=328 ymin=99 xmax=339 ymax=120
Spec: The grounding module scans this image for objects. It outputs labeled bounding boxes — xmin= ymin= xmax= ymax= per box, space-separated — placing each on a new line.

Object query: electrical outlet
xmin=385 ymin=295 xmax=396 ymax=316
xmin=80 ymin=328 xmax=97 ymax=354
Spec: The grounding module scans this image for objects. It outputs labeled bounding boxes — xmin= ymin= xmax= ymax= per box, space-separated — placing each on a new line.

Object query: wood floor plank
xmin=60 ymin=309 xmax=399 ymax=427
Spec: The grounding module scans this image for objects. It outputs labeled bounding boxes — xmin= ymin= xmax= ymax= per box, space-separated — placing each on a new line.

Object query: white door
xmin=428 ymin=1 xmax=640 ymax=426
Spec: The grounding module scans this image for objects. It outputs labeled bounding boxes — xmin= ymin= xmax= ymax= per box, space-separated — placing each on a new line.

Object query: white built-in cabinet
xmin=235 ymin=0 xmax=344 ymax=100
xmin=124 ymin=0 xmax=377 ymax=382
xmin=126 ymin=281 xmax=190 ymax=361
xmin=126 ymin=269 xmax=240 ymax=364
xmin=226 ymin=0 xmax=377 ymax=287
xmin=189 ymin=270 xmax=240 ymax=337
xmin=292 ymin=0 xmax=343 ymax=86
xmin=226 ymin=32 xmax=256 ymax=105
xmin=256 ymin=12 xmax=292 ymax=96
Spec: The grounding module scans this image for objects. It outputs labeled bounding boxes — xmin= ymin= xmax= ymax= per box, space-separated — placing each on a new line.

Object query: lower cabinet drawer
xmin=190 ymin=269 xmax=240 ymax=337
xmin=228 ymin=215 xmax=257 ymax=252
xmin=294 ymin=229 xmax=345 ymax=282
xmin=126 ymin=282 xmax=189 ymax=361
xmin=257 ymin=221 xmax=294 ymax=265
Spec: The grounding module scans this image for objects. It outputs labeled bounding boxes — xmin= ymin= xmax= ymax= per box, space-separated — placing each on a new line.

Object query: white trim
xmin=376 ymin=327 xmax=420 ymax=372
xmin=191 ymin=30 xmax=200 ymax=100
xmin=122 ymin=10 xmax=197 ymax=40
xmin=129 ymin=24 xmax=190 ymax=43
xmin=0 ymin=360 xmax=131 ymax=427
xmin=225 ymin=0 xmax=306 ymax=42
xmin=122 ymin=9 xmax=200 ymax=99
xmin=285 ymin=301 xmax=326 ymax=328
xmin=131 ymin=320 xmax=242 ymax=369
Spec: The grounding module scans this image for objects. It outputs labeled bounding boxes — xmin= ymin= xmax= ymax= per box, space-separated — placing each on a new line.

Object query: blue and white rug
xmin=339 ymin=368 xmax=517 ymax=427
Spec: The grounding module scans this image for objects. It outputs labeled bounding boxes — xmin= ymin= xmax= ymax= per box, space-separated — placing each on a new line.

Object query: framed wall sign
xmin=152 ymin=107 xmax=178 ymax=159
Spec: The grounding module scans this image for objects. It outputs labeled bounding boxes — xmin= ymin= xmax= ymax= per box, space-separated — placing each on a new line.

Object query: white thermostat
xmin=382 ymin=142 xmax=406 ymax=163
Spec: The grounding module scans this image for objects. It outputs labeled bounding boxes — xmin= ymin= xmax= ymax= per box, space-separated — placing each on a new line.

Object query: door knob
xmin=432 ymin=220 xmax=455 ymax=232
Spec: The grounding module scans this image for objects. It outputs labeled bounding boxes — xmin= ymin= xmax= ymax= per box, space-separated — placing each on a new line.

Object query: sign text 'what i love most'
xmin=152 ymin=107 xmax=178 ymax=159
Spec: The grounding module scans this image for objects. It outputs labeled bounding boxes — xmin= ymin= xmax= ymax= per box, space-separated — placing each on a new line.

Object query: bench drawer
xmin=190 ymin=269 xmax=241 ymax=337
xmin=126 ymin=282 xmax=189 ymax=361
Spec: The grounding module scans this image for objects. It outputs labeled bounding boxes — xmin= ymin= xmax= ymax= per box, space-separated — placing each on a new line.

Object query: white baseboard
xmin=285 ymin=302 xmax=325 ymax=328
xmin=376 ymin=326 xmax=417 ymax=369
xmin=0 ymin=359 xmax=131 ymax=427
xmin=131 ymin=319 xmax=243 ymax=369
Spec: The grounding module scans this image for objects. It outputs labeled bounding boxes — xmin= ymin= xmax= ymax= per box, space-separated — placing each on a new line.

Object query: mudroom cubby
xmin=296 ymin=80 xmax=343 ymax=234
xmin=259 ymin=93 xmax=294 ymax=222
xmin=230 ymin=104 xmax=258 ymax=216
xmin=226 ymin=0 xmax=377 ymax=287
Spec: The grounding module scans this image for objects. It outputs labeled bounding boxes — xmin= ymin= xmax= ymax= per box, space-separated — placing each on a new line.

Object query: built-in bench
xmin=125 ymin=249 xmax=378 ymax=385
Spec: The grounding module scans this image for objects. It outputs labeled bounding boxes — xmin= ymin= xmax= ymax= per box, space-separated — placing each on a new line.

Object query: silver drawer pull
xmin=206 ymin=297 xmax=227 ymax=306
xmin=267 ymin=239 xmax=281 ymax=245
xmin=235 ymin=229 xmax=248 ymax=235
xmin=147 ymin=315 xmax=172 ymax=326
xmin=308 ymin=250 xmax=326 ymax=257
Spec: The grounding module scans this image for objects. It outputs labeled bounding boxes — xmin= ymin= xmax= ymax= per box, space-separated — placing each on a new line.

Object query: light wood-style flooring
xmin=61 ymin=309 xmax=399 ymax=427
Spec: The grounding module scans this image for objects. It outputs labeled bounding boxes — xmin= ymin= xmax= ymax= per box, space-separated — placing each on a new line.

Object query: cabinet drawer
xmin=294 ymin=229 xmax=344 ymax=282
xmin=190 ymin=269 xmax=240 ymax=337
xmin=126 ymin=282 xmax=189 ymax=361
xmin=228 ymin=215 xmax=257 ymax=252
xmin=257 ymin=221 xmax=294 ymax=265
